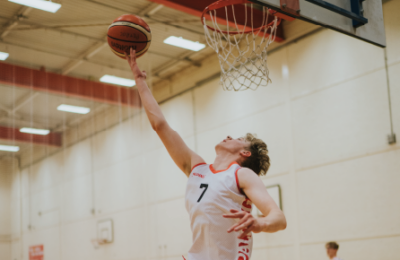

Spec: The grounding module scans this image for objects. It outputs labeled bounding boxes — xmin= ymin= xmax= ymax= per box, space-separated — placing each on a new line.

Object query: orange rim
xmin=201 ymin=0 xmax=281 ymax=34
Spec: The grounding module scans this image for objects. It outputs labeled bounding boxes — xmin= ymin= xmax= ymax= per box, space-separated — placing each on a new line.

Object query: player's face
xmin=326 ymin=248 xmax=337 ymax=258
xmin=215 ymin=136 xmax=249 ymax=154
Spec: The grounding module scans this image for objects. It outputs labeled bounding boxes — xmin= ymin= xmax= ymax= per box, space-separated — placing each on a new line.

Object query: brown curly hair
xmin=325 ymin=242 xmax=339 ymax=250
xmin=240 ymin=133 xmax=270 ymax=176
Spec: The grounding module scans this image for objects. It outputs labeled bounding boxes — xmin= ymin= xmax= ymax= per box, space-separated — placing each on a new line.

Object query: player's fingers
xmin=230 ymin=209 xmax=240 ymax=213
xmin=228 ymin=221 xmax=248 ymax=233
xmin=129 ymin=48 xmax=134 ymax=62
xmin=223 ymin=213 xmax=244 ymax=218
xmin=125 ymin=52 xmax=130 ymax=62
xmin=227 ymin=215 xmax=249 ymax=232
xmin=238 ymin=226 xmax=253 ymax=239
xmin=132 ymin=49 xmax=137 ymax=62
xmin=227 ymin=223 xmax=238 ymax=233
xmin=234 ymin=219 xmax=253 ymax=232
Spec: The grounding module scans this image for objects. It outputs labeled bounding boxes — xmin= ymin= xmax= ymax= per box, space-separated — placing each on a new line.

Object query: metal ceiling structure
xmin=0 ymin=0 xmax=220 ymax=157
xmin=0 ymin=0 xmax=310 ymax=161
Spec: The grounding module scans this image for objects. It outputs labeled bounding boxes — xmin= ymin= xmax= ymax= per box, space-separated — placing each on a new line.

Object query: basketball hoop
xmin=202 ymin=0 xmax=281 ymax=91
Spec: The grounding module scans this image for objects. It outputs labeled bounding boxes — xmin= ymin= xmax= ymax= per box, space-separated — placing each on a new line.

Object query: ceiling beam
xmin=84 ymin=0 xmax=204 ymax=35
xmin=0 ymin=14 xmax=101 ymax=42
xmin=10 ymin=92 xmax=40 ymax=114
xmin=0 ymin=40 xmax=132 ymax=73
xmin=61 ymin=41 xmax=108 ymax=75
xmin=11 ymin=19 xmax=199 ymax=31
xmin=0 ymin=92 xmax=39 ymax=124
xmin=0 ymin=125 xmax=62 ymax=147
xmin=139 ymin=3 xmax=164 ymax=16
xmin=0 ymin=103 xmax=13 ymax=115
xmin=0 ymin=61 xmax=141 ymax=108
xmin=0 ymin=6 xmax=32 ymax=39
xmin=0 ymin=115 xmax=60 ymax=130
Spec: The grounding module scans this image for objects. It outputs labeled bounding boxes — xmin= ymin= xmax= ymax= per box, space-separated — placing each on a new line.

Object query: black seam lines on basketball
xmin=107 ymin=35 xmax=151 ymax=43
xmin=110 ymin=21 xmax=151 ymax=33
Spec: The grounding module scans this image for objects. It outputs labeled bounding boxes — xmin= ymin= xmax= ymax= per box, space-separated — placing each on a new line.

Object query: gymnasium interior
xmin=0 ymin=0 xmax=399 ymax=259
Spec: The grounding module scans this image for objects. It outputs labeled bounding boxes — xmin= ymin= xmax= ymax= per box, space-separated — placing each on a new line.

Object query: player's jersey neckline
xmin=209 ymin=161 xmax=238 ymax=173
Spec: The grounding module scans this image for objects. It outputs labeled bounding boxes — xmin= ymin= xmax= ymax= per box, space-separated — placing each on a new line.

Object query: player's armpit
xmin=237 ymin=168 xmax=287 ymax=233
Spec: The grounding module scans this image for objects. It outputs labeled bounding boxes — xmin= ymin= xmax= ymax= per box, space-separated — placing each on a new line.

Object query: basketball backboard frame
xmin=250 ymin=0 xmax=386 ymax=47
xmin=97 ymin=219 xmax=113 ymax=244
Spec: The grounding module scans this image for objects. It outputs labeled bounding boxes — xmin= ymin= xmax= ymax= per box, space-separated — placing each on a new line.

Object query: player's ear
xmin=240 ymin=150 xmax=251 ymax=158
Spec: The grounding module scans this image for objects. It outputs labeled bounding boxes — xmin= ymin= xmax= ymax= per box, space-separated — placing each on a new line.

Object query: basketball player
xmin=326 ymin=242 xmax=343 ymax=260
xmin=126 ymin=48 xmax=287 ymax=260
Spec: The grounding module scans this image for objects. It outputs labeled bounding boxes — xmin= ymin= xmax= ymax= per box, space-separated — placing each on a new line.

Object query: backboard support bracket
xmin=280 ymin=0 xmax=301 ymax=16
xmin=305 ymin=0 xmax=367 ymax=27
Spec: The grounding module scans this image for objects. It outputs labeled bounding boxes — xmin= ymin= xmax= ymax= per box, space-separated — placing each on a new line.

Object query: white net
xmin=203 ymin=3 xmax=279 ymax=91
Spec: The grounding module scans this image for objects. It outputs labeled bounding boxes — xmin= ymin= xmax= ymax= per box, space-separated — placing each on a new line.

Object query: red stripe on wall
xmin=0 ymin=62 xmax=141 ymax=108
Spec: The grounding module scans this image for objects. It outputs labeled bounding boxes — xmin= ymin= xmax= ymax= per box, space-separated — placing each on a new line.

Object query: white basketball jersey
xmin=185 ymin=162 xmax=253 ymax=260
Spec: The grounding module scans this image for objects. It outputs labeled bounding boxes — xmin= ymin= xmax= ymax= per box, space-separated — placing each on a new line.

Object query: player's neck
xmin=212 ymin=154 xmax=239 ymax=171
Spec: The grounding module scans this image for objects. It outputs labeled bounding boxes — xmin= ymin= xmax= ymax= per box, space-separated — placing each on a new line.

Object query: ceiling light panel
xmin=20 ymin=128 xmax=50 ymax=135
xmin=100 ymin=75 xmax=136 ymax=87
xmin=0 ymin=145 xmax=20 ymax=152
xmin=8 ymin=0 xmax=62 ymax=13
xmin=164 ymin=36 xmax=206 ymax=51
xmin=0 ymin=52 xmax=9 ymax=61
xmin=57 ymin=104 xmax=90 ymax=114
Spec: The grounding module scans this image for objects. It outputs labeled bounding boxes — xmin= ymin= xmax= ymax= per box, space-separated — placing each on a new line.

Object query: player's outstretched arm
xmin=223 ymin=168 xmax=287 ymax=238
xmin=126 ymin=48 xmax=204 ymax=176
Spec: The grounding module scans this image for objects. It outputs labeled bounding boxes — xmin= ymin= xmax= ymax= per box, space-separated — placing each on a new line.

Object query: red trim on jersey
xmin=209 ymin=161 xmax=238 ymax=174
xmin=241 ymin=199 xmax=252 ymax=209
xmin=191 ymin=162 xmax=206 ymax=172
xmin=235 ymin=167 xmax=242 ymax=193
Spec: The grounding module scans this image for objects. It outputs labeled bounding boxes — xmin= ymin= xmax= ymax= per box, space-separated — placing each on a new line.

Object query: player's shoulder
xmin=236 ymin=167 xmax=263 ymax=189
xmin=237 ymin=167 xmax=257 ymax=175
xmin=237 ymin=167 xmax=259 ymax=182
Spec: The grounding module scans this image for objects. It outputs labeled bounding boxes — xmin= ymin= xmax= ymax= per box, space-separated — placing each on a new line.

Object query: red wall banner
xmin=29 ymin=245 xmax=44 ymax=260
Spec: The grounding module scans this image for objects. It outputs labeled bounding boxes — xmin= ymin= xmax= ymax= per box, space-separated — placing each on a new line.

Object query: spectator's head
xmin=325 ymin=242 xmax=339 ymax=258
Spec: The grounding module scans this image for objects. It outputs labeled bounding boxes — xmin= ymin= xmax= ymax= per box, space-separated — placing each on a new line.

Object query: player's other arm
xmin=126 ymin=49 xmax=204 ymax=176
xmin=224 ymin=168 xmax=286 ymax=238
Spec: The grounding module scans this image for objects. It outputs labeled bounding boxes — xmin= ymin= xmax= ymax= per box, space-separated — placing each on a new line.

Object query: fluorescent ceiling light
xmin=100 ymin=75 xmax=136 ymax=87
xmin=164 ymin=36 xmax=206 ymax=51
xmin=0 ymin=145 xmax=20 ymax=152
xmin=8 ymin=0 xmax=61 ymax=13
xmin=20 ymin=127 xmax=50 ymax=135
xmin=0 ymin=52 xmax=9 ymax=61
xmin=57 ymin=104 xmax=90 ymax=114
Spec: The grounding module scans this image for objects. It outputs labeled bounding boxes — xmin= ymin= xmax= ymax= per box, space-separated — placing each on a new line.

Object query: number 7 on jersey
xmin=197 ymin=183 xmax=208 ymax=202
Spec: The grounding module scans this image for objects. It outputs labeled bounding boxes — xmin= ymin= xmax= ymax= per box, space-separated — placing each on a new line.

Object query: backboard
xmin=97 ymin=219 xmax=113 ymax=243
xmin=251 ymin=0 xmax=386 ymax=47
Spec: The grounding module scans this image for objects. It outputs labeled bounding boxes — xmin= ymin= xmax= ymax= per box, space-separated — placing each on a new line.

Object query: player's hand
xmin=223 ymin=209 xmax=262 ymax=239
xmin=125 ymin=48 xmax=147 ymax=80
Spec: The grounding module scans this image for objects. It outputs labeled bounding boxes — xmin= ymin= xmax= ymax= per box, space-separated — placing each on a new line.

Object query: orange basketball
xmin=107 ymin=14 xmax=151 ymax=59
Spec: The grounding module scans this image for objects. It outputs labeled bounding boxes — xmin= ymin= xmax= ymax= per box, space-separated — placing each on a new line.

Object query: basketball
xmin=107 ymin=14 xmax=151 ymax=59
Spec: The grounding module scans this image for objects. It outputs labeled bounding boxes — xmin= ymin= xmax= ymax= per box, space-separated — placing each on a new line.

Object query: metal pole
xmin=384 ymin=47 xmax=396 ymax=144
